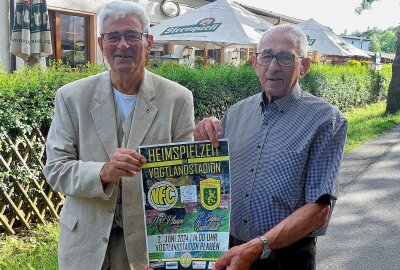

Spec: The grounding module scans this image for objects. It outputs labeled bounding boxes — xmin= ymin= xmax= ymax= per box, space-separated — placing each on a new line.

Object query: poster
xmin=140 ymin=140 xmax=230 ymax=270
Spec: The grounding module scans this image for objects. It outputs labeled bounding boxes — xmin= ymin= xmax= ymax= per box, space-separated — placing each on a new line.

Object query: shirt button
xmin=108 ymin=208 xmax=114 ymax=214
xmin=102 ymin=237 xmax=108 ymax=243
xmin=244 ymin=219 xmax=248 ymax=224
xmin=250 ymin=168 xmax=254 ymax=172
xmin=245 ymin=194 xmax=249 ymax=197
xmin=257 ymin=145 xmax=261 ymax=149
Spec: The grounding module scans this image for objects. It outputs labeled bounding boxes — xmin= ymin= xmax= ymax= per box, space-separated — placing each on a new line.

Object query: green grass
xmin=1 ymin=102 xmax=400 ymax=269
xmin=0 ymin=223 xmax=58 ymax=270
xmin=344 ymin=102 xmax=400 ymax=153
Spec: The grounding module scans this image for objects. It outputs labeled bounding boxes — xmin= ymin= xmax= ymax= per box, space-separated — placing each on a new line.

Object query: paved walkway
xmin=316 ymin=125 xmax=400 ymax=269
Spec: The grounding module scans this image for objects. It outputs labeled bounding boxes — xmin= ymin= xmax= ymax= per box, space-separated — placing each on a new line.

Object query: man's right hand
xmin=193 ymin=117 xmax=223 ymax=147
xmin=100 ymin=148 xmax=146 ymax=183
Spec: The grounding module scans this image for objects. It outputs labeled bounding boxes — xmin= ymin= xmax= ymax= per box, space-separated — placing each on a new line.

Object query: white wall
xmin=0 ymin=0 xmax=11 ymax=72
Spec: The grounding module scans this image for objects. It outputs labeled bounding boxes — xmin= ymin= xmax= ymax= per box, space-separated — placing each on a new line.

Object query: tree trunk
xmin=385 ymin=26 xmax=400 ymax=114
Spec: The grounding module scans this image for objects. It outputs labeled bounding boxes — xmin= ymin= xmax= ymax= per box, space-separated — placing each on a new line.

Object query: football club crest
xmin=148 ymin=181 xmax=178 ymax=211
xmin=200 ymin=178 xmax=221 ymax=210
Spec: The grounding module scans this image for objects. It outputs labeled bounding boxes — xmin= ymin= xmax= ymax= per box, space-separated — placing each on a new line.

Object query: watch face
xmin=260 ymin=248 xmax=271 ymax=259
xmin=160 ymin=0 xmax=180 ymax=17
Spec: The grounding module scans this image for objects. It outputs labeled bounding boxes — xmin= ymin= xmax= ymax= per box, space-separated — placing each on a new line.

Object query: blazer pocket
xmin=60 ymin=208 xmax=78 ymax=231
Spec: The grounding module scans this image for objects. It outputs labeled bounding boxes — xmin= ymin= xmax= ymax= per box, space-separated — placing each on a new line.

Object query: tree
xmin=353 ymin=27 xmax=397 ymax=53
xmin=357 ymin=1 xmax=400 ymax=113
xmin=369 ymin=33 xmax=382 ymax=52
xmin=380 ymin=30 xmax=396 ymax=53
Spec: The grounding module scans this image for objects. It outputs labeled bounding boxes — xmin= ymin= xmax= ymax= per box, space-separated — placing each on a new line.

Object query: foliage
xmin=345 ymin=59 xmax=362 ymax=67
xmin=355 ymin=0 xmax=376 ymax=14
xmin=149 ymin=62 xmax=261 ymax=120
xmin=0 ymin=61 xmax=104 ymax=130
xmin=355 ymin=0 xmax=400 ymax=114
xmin=0 ymin=61 xmax=393 ymax=193
xmin=352 ymin=26 xmax=398 ymax=53
xmin=301 ymin=63 xmax=391 ymax=111
xmin=0 ymin=61 xmax=104 ymax=192
xmin=0 ymin=222 xmax=59 ymax=270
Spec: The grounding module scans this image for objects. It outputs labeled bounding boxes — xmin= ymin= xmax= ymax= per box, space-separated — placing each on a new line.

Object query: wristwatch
xmin=258 ymin=235 xmax=271 ymax=259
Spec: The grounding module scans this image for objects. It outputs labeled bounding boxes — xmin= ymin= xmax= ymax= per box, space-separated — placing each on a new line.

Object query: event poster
xmin=139 ymin=140 xmax=230 ymax=270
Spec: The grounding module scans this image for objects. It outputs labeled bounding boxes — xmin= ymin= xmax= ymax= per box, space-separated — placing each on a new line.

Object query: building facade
xmin=341 ymin=35 xmax=370 ymax=51
xmin=1 ymin=0 xmax=306 ymax=72
xmin=1 ymin=0 xmax=212 ymax=72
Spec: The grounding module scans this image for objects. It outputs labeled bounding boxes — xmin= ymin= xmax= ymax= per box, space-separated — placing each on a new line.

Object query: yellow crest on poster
xmin=200 ymin=178 xmax=221 ymax=210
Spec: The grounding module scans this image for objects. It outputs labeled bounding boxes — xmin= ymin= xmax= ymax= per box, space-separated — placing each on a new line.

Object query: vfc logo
xmin=200 ymin=178 xmax=221 ymax=210
xmin=148 ymin=181 xmax=178 ymax=211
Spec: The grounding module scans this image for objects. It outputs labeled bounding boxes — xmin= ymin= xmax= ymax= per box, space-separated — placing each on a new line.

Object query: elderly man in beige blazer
xmin=43 ymin=1 xmax=194 ymax=269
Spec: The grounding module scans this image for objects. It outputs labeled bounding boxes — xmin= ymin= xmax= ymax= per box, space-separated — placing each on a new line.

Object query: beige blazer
xmin=43 ymin=70 xmax=194 ymax=270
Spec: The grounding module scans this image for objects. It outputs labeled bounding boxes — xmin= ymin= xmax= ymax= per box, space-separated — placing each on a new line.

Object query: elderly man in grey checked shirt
xmin=194 ymin=24 xmax=347 ymax=270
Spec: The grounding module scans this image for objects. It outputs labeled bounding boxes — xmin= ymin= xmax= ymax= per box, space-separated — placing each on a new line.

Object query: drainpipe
xmin=10 ymin=0 xmax=17 ymax=72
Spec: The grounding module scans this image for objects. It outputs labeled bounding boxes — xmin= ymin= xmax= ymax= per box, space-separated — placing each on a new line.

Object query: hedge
xmin=301 ymin=63 xmax=390 ymax=111
xmin=0 ymin=61 xmax=392 ymax=131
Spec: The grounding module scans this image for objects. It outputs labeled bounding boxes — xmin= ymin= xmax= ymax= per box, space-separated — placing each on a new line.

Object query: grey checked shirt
xmin=221 ymin=85 xmax=347 ymax=242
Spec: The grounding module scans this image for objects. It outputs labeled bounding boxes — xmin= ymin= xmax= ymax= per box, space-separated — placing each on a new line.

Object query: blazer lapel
xmin=126 ymin=70 xmax=158 ymax=150
xmin=90 ymin=71 xmax=118 ymax=159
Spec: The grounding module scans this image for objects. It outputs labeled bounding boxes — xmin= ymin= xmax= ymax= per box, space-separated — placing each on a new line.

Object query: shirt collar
xmin=259 ymin=84 xmax=302 ymax=113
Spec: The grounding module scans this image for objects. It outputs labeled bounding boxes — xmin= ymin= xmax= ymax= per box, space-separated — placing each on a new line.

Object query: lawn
xmin=0 ymin=223 xmax=58 ymax=270
xmin=1 ymin=101 xmax=400 ymax=269
xmin=344 ymin=102 xmax=400 ymax=152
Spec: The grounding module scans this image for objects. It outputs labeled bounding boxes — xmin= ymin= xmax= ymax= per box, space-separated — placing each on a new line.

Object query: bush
xmin=150 ymin=62 xmax=260 ymax=120
xmin=345 ymin=59 xmax=362 ymax=67
xmin=1 ymin=61 xmax=393 ymax=126
xmin=0 ymin=61 xmax=392 ymax=130
xmin=300 ymin=64 xmax=390 ymax=111
xmin=0 ymin=61 xmax=393 ymax=194
xmin=0 ymin=61 xmax=104 ymax=133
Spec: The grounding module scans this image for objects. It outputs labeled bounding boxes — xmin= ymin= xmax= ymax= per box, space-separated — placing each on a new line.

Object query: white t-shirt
xmin=113 ymin=87 xmax=138 ymax=119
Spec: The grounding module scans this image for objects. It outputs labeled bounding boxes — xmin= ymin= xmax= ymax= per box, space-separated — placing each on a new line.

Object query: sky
xmin=235 ymin=0 xmax=400 ymax=34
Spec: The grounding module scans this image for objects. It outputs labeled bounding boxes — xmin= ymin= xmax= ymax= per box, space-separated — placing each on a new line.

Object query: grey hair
xmin=98 ymin=1 xmax=151 ymax=34
xmin=257 ymin=24 xmax=308 ymax=57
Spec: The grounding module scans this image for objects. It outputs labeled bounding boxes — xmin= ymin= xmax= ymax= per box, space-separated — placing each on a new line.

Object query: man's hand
xmin=194 ymin=117 xmax=223 ymax=147
xmin=213 ymin=239 xmax=262 ymax=270
xmin=100 ymin=148 xmax=146 ymax=183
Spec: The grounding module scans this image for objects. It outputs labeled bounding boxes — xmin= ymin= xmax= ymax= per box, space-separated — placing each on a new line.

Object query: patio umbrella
xmin=10 ymin=0 xmax=53 ymax=66
xmin=150 ymin=0 xmax=273 ymax=50
xmin=297 ymin=18 xmax=370 ymax=58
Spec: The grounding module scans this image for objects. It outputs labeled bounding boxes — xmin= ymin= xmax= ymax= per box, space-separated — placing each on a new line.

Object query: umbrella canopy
xmin=10 ymin=0 xmax=53 ymax=65
xmin=297 ymin=18 xmax=370 ymax=58
xmin=150 ymin=0 xmax=273 ymax=49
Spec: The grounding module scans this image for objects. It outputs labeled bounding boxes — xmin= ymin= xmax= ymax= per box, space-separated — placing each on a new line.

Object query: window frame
xmin=48 ymin=7 xmax=96 ymax=66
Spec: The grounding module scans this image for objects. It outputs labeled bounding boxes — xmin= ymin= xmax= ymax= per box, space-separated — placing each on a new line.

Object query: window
xmin=151 ymin=42 xmax=167 ymax=60
xmin=49 ymin=9 xmax=96 ymax=68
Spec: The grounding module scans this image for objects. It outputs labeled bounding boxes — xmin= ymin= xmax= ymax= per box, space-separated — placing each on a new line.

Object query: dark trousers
xmin=230 ymin=235 xmax=316 ymax=270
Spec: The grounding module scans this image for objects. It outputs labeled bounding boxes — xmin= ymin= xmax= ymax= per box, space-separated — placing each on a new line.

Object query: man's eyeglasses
xmin=101 ymin=31 xmax=147 ymax=46
xmin=255 ymin=51 xmax=302 ymax=67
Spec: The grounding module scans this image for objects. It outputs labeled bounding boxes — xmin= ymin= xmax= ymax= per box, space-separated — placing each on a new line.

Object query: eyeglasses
xmin=101 ymin=31 xmax=147 ymax=46
xmin=255 ymin=51 xmax=302 ymax=67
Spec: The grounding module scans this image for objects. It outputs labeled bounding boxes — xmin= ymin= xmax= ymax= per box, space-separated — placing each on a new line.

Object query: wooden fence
xmin=0 ymin=127 xmax=64 ymax=235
